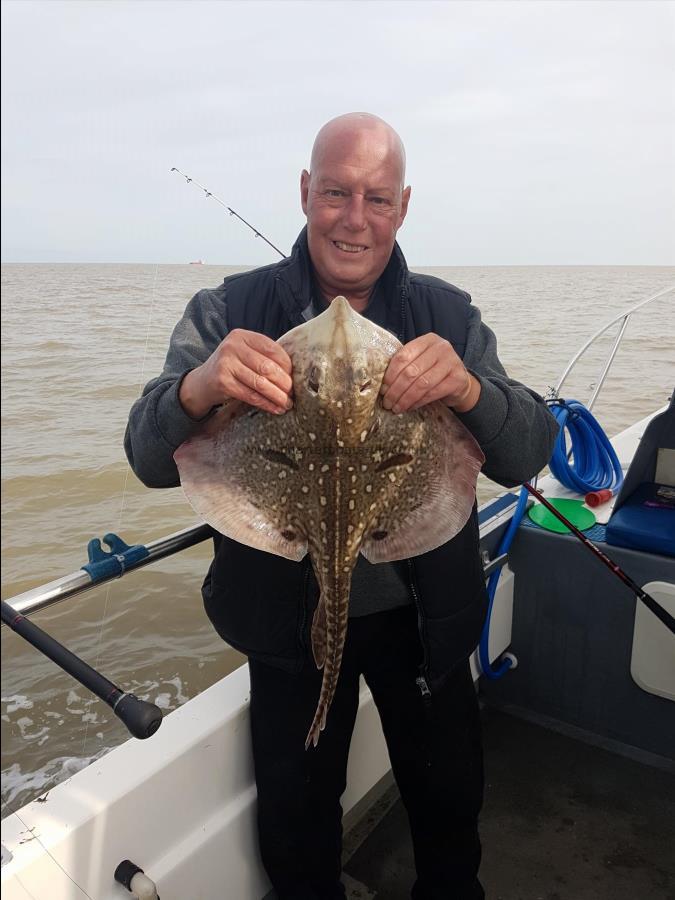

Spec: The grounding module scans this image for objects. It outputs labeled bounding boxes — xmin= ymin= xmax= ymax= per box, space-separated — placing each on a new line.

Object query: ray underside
xmin=174 ymin=296 xmax=485 ymax=748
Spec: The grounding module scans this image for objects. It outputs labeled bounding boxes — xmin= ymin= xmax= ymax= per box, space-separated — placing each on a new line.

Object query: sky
xmin=1 ymin=0 xmax=674 ymax=266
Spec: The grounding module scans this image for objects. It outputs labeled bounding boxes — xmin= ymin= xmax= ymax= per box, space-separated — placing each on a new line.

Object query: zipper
xmin=397 ymin=277 xmax=427 ymax=699
xmin=397 ymin=281 xmax=408 ymax=343
xmin=407 ymin=558 xmax=432 ymax=706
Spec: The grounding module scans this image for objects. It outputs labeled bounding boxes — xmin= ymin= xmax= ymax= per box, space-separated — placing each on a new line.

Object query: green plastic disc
xmin=528 ymin=498 xmax=596 ymax=534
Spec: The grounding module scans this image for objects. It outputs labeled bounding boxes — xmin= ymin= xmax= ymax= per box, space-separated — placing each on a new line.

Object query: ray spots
xmin=174 ymin=295 xmax=485 ymax=751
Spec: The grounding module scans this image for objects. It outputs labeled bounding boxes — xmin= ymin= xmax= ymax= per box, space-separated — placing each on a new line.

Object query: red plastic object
xmin=585 ymin=489 xmax=614 ymax=508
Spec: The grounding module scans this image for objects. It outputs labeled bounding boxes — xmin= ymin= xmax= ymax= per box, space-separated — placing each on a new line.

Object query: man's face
xmin=301 ymin=128 xmax=410 ymax=299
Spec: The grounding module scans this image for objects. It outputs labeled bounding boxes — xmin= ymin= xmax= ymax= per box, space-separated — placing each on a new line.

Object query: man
xmin=125 ymin=112 xmax=558 ymax=899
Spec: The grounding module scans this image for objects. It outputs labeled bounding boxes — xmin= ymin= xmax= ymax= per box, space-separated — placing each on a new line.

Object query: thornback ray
xmin=174 ymin=296 xmax=485 ymax=749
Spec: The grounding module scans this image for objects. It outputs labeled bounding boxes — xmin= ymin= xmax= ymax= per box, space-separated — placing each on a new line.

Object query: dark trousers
xmin=249 ymin=605 xmax=484 ymax=900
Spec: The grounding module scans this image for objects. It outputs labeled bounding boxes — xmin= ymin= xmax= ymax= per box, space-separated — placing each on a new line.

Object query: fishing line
xmin=1 ymin=794 xmax=95 ymax=899
xmin=7 ymin=804 xmax=96 ymax=899
xmin=4 ymin=264 xmax=162 ymax=879
xmin=79 ymin=263 xmax=161 ymax=760
xmin=76 ymin=169 xmax=285 ymax=753
xmin=72 ymin=168 xmax=283 ymax=755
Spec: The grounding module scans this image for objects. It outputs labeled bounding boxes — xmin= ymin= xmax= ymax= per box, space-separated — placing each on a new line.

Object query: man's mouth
xmin=333 ymin=240 xmax=368 ymax=254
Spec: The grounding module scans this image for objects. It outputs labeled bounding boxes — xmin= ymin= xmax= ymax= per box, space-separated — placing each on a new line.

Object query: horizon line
xmin=2 ymin=260 xmax=675 ymax=268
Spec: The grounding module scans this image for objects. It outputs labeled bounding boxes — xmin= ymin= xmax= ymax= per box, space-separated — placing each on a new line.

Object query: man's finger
xmin=232 ymin=363 xmax=293 ymax=411
xmin=242 ymin=331 xmax=293 ymax=376
xmin=236 ymin=345 xmax=294 ymax=395
xmin=382 ymin=345 xmax=441 ymax=409
xmin=232 ymin=379 xmax=289 ymax=415
xmin=389 ymin=359 xmax=452 ymax=413
xmin=382 ymin=334 xmax=438 ymax=393
xmin=381 ymin=339 xmax=430 ymax=391
xmin=246 ymin=390 xmax=288 ymax=416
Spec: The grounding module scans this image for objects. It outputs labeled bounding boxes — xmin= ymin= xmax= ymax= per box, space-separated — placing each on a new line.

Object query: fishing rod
xmin=522 ymin=483 xmax=675 ymax=635
xmin=1 ymin=601 xmax=163 ymax=739
xmin=170 ymin=166 xmax=287 ymax=259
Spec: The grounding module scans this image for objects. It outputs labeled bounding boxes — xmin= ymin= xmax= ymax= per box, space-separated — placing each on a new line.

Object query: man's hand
xmin=380 ymin=334 xmax=481 ymax=414
xmin=179 ymin=329 xmax=294 ymax=419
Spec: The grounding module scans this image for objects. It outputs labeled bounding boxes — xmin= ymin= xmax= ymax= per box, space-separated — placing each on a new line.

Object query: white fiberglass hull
xmin=0 ymin=584 xmax=515 ymax=899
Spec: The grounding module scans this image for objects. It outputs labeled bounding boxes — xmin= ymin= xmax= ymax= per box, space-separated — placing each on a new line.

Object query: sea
xmin=1 ymin=262 xmax=674 ymax=815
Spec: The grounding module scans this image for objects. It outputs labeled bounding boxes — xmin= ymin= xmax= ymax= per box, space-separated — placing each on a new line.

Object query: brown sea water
xmin=1 ymin=262 xmax=674 ymax=814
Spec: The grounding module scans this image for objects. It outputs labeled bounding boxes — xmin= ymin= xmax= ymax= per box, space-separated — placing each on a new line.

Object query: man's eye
xmin=369 ymin=196 xmax=391 ymax=206
xmin=326 ymin=189 xmax=346 ymax=197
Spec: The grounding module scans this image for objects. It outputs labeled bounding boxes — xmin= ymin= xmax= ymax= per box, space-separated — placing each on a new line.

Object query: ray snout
xmin=308 ymin=296 xmax=359 ymax=359
xmin=327 ymin=294 xmax=353 ymax=322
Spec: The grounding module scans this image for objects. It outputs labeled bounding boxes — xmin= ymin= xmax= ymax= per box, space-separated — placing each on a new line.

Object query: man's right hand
xmin=179 ymin=329 xmax=294 ymax=419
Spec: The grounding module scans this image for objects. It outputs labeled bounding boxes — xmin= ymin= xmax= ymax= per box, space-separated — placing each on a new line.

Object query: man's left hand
xmin=380 ymin=334 xmax=481 ymax=414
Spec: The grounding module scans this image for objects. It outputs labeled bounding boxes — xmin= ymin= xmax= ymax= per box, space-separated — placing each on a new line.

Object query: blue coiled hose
xmin=478 ymin=398 xmax=624 ymax=679
xmin=547 ymin=399 xmax=624 ymax=495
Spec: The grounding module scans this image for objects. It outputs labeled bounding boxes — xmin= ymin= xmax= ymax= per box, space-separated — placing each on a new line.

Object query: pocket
xmin=413 ymin=511 xmax=483 ymax=620
xmin=425 ymin=584 xmax=488 ymax=682
xmin=202 ymin=537 xmax=307 ymax=661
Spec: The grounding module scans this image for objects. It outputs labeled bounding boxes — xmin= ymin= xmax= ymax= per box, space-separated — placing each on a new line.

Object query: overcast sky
xmin=1 ymin=0 xmax=674 ymax=265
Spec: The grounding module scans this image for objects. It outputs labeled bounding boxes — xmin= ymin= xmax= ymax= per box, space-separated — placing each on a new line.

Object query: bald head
xmin=309 ymin=113 xmax=407 ymax=191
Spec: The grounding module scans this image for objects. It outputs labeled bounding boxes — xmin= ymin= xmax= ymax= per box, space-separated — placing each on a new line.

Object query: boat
xmin=189 ymin=260 xmax=205 ymax=265
xmin=2 ymin=288 xmax=674 ymax=899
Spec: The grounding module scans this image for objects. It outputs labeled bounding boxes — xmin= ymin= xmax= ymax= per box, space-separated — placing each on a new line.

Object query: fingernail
xmin=392 ymin=405 xmax=400 ymax=414
xmin=286 ymin=398 xmax=293 ymax=409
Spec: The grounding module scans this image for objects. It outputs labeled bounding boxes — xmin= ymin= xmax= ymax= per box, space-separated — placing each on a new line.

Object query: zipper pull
xmin=416 ymin=675 xmax=432 ymax=706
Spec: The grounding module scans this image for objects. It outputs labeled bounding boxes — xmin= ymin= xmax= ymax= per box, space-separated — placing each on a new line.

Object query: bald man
xmin=125 ymin=113 xmax=558 ymax=899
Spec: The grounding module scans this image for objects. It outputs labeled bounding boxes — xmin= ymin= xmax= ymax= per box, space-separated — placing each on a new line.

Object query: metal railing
xmin=3 ymin=524 xmax=212 ymax=620
xmin=552 ymin=284 xmax=674 ymax=411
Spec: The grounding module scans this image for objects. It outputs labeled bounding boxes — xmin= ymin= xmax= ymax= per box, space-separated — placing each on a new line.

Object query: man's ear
xmin=397 ymin=185 xmax=411 ymax=229
xmin=300 ymin=170 xmax=310 ymax=215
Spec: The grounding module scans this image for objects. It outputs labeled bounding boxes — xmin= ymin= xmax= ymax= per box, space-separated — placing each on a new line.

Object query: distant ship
xmin=189 ymin=259 xmax=205 ymax=265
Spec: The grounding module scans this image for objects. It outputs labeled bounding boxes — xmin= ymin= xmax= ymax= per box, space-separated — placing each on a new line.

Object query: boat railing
xmin=2 ymin=524 xmax=213 ymax=620
xmin=550 ymin=284 xmax=674 ymax=411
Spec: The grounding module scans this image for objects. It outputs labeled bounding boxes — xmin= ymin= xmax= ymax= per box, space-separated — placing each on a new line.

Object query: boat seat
xmin=606 ymin=392 xmax=675 ymax=557
xmin=605 ymin=482 xmax=675 ymax=556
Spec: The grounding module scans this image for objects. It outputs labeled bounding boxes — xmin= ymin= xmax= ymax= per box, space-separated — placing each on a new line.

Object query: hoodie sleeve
xmin=455 ymin=305 xmax=559 ymax=487
xmin=124 ymin=288 xmax=229 ymax=488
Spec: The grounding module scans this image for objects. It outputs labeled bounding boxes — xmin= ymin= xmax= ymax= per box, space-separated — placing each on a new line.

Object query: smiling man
xmin=125 ymin=112 xmax=558 ymax=900
xmin=301 ymin=115 xmax=411 ymax=309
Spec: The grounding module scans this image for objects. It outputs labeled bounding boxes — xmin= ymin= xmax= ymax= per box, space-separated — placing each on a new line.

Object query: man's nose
xmin=342 ymin=194 xmax=367 ymax=231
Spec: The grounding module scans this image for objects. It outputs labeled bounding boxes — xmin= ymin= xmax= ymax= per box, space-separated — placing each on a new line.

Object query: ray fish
xmin=174 ymin=296 xmax=485 ymax=749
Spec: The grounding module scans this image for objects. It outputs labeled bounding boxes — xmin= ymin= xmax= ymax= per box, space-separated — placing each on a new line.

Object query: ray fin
xmin=361 ymin=404 xmax=485 ymax=563
xmin=174 ymin=402 xmax=309 ymax=561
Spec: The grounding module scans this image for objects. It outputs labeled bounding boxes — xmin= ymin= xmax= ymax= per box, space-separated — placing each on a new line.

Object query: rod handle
xmin=114 ymin=693 xmax=163 ymax=740
xmin=1 ymin=601 xmax=164 ymax=739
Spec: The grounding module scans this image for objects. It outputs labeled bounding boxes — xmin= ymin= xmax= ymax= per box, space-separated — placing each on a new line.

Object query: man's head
xmin=301 ymin=112 xmax=411 ymax=307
